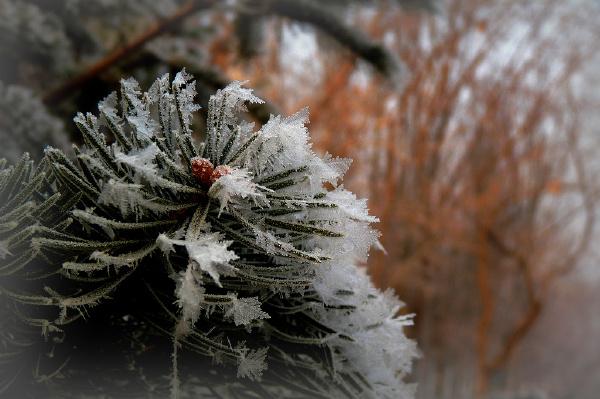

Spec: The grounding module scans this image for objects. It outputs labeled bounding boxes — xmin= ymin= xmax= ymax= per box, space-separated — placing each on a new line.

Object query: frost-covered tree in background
xmin=0 ymin=71 xmax=417 ymax=398
xmin=0 ymin=82 xmax=70 ymax=162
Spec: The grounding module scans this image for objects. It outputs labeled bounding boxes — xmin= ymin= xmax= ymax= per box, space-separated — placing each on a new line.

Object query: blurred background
xmin=1 ymin=0 xmax=599 ymax=398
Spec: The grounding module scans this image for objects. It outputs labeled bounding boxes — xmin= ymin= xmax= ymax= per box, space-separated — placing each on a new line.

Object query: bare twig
xmin=483 ymin=227 xmax=543 ymax=373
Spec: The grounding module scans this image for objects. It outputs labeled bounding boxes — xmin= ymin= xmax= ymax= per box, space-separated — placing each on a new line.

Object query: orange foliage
xmin=204 ymin=1 xmax=598 ymax=397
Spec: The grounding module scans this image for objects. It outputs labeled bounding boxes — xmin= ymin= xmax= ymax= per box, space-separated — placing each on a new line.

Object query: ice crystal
xmin=158 ymin=233 xmax=238 ymax=287
xmin=225 ymin=296 xmax=270 ymax=326
xmin=237 ymin=347 xmax=268 ymax=381
xmin=175 ymin=264 xmax=205 ymax=329
xmin=98 ymin=180 xmax=149 ymax=217
xmin=208 ymin=168 xmax=270 ymax=213
xmin=185 ymin=234 xmax=239 ymax=287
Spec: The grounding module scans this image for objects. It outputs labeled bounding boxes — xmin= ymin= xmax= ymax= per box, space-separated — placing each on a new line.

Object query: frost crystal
xmin=175 ymin=265 xmax=205 ymax=329
xmin=158 ymin=233 xmax=239 ymax=287
xmin=98 ymin=180 xmax=147 ymax=216
xmin=121 ymin=77 xmax=159 ymax=140
xmin=225 ymin=296 xmax=270 ymax=326
xmin=237 ymin=347 xmax=268 ymax=381
xmin=115 ymin=143 xmax=159 ymax=174
xmin=157 ymin=233 xmax=176 ymax=254
xmin=208 ymin=168 xmax=270 ymax=213
xmin=0 ymin=241 xmax=11 ymax=259
xmin=185 ymin=235 xmax=238 ymax=287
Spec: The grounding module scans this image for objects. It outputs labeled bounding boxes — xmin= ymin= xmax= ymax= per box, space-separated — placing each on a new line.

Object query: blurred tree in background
xmin=1 ymin=0 xmax=599 ymax=398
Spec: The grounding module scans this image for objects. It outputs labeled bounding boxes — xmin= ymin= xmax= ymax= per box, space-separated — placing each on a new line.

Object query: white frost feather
xmin=174 ymin=264 xmax=206 ymax=330
xmin=208 ymin=168 xmax=270 ymax=213
xmin=237 ymin=347 xmax=268 ymax=381
xmin=115 ymin=142 xmax=159 ymax=176
xmin=98 ymin=179 xmax=147 ymax=216
xmin=157 ymin=232 xmax=238 ymax=287
xmin=225 ymin=296 xmax=270 ymax=326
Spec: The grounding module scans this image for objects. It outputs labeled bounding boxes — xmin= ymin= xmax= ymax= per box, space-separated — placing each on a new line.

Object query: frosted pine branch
xmin=1 ymin=71 xmax=418 ymax=398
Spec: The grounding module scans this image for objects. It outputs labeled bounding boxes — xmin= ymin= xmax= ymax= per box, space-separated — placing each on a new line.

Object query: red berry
xmin=191 ymin=157 xmax=214 ymax=186
xmin=210 ymin=165 xmax=233 ymax=184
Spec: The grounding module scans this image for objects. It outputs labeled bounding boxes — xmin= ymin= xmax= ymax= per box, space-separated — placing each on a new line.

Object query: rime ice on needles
xmin=172 ymin=70 xmax=201 ymax=135
xmin=12 ymin=71 xmax=418 ymax=398
xmin=115 ymin=143 xmax=160 ymax=175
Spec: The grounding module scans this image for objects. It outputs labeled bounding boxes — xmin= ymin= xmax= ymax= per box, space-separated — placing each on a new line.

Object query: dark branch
xmin=259 ymin=0 xmax=400 ymax=77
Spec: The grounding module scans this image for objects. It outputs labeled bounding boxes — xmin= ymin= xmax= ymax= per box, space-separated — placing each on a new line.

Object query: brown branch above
xmin=42 ymin=0 xmax=217 ymax=106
